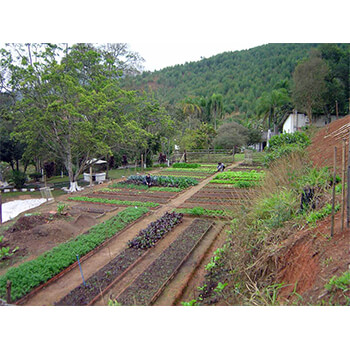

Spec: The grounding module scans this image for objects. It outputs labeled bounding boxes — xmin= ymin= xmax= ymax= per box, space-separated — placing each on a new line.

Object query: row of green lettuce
xmin=0 ymin=207 xmax=149 ymax=302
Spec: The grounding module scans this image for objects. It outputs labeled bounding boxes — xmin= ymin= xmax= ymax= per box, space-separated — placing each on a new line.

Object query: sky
xmin=129 ymin=41 xmax=267 ymax=71
xmin=2 ymin=1 xmax=348 ymax=72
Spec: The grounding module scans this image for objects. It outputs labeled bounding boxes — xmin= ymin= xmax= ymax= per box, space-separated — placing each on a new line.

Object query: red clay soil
xmin=276 ymin=211 xmax=350 ymax=304
xmin=276 ymin=115 xmax=350 ymax=305
xmin=307 ymin=114 xmax=350 ymax=173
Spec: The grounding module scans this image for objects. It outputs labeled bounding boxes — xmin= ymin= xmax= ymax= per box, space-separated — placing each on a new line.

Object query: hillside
xmin=123 ymin=43 xmax=319 ymax=117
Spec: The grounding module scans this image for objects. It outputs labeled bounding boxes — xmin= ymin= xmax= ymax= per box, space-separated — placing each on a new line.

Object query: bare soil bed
xmin=115 ymin=219 xmax=213 ymax=305
xmin=0 ymin=211 xmax=100 ymax=274
xmin=86 ymin=190 xmax=177 ymax=204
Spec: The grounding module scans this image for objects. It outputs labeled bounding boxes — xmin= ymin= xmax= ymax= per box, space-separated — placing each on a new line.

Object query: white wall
xmin=283 ymin=113 xmax=308 ymax=133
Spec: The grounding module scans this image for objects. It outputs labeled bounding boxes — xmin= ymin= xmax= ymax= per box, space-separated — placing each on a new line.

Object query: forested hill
xmin=122 ymin=43 xmax=319 ymax=117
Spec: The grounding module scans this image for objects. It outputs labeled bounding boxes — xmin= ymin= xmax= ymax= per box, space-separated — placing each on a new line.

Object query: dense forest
xmin=123 ymin=43 xmax=349 ymax=120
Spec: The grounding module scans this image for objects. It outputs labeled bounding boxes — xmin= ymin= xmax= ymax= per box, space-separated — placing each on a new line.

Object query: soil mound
xmin=7 ymin=215 xmax=50 ymax=233
xmin=73 ymin=214 xmax=97 ymax=228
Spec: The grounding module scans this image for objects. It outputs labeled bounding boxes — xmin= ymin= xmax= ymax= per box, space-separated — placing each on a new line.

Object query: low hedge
xmin=0 ymin=207 xmax=149 ymax=302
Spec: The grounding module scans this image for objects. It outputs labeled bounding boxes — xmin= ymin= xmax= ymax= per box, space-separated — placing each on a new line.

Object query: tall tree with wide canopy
xmin=0 ymin=43 xmax=159 ymax=192
xmin=292 ymin=50 xmax=329 ymax=122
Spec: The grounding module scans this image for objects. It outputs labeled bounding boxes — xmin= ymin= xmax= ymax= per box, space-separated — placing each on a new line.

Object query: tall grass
xmin=207 ymin=151 xmax=337 ymax=305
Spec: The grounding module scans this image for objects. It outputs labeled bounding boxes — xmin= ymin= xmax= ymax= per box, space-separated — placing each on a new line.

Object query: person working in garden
xmin=145 ymin=174 xmax=152 ymax=187
xmin=217 ymin=162 xmax=225 ymax=172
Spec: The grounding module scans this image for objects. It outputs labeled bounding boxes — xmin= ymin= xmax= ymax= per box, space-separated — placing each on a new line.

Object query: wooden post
xmin=141 ymin=154 xmax=143 ymax=170
xmin=348 ymin=132 xmax=350 ymax=228
xmin=6 ymin=280 xmax=12 ymax=304
xmin=341 ymin=139 xmax=346 ymax=231
xmin=89 ymin=166 xmax=93 ymax=187
xmin=106 ymin=155 xmax=109 ymax=180
xmin=0 ymin=192 xmax=2 ymax=225
xmin=232 ymin=148 xmax=235 ymax=162
xmin=331 ymin=147 xmax=337 ymax=237
xmin=336 ymin=100 xmax=339 ymax=118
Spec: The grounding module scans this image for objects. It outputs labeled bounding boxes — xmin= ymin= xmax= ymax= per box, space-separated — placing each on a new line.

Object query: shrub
xmin=264 ymin=131 xmax=310 ymax=167
xmin=9 ymin=170 xmax=27 ymax=189
xmin=29 ymin=172 xmax=42 ymax=181
xmin=43 ymin=161 xmax=55 ymax=178
xmin=268 ymin=131 xmax=310 ymax=151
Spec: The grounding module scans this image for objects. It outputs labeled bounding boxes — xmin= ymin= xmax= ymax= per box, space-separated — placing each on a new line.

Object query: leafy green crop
xmin=172 ymin=163 xmax=200 ymax=168
xmin=210 ymin=170 xmax=264 ymax=187
xmin=126 ymin=175 xmax=199 ymax=189
xmin=68 ymin=196 xmax=159 ymax=208
xmin=0 ymin=207 xmax=148 ymax=302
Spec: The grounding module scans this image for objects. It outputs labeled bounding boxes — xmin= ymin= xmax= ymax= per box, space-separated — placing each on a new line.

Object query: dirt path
xmin=21 ymin=162 xmax=241 ymax=306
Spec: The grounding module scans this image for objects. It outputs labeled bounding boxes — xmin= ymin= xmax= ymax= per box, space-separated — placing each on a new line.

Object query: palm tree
xmin=209 ymin=93 xmax=223 ymax=130
xmin=181 ymin=97 xmax=201 ymax=129
xmin=256 ymin=89 xmax=290 ymax=133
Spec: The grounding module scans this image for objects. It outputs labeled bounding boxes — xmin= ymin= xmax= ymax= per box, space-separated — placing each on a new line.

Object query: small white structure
xmin=283 ymin=112 xmax=309 ymax=134
xmin=83 ymin=172 xmax=106 ymax=183
xmin=83 ymin=158 xmax=107 ymax=184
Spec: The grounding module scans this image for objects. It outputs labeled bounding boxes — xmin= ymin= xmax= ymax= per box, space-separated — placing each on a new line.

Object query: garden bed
xmin=55 ymin=212 xmax=184 ymax=306
xmin=0 ymin=207 xmax=149 ymax=303
xmin=68 ymin=196 xmax=160 ymax=208
xmin=115 ymin=219 xmax=213 ymax=305
xmin=86 ymin=193 xmax=171 ymax=204
xmin=177 ymin=202 xmax=245 ymax=210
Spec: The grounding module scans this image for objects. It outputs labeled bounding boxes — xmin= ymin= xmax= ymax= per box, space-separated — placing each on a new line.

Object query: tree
xmin=256 ymin=88 xmax=290 ymax=133
xmin=0 ymin=43 xmax=153 ymax=192
xmin=292 ymin=50 xmax=329 ymax=122
xmin=179 ymin=123 xmax=216 ymax=150
xmin=181 ymin=97 xmax=202 ymax=129
xmin=208 ymin=93 xmax=223 ymax=130
xmin=213 ymin=121 xmax=248 ymax=150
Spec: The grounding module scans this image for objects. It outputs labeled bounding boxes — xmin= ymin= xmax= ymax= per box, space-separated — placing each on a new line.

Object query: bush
xmin=9 ymin=170 xmax=27 ymax=188
xmin=29 ymin=172 xmax=42 ymax=181
xmin=264 ymin=131 xmax=310 ymax=167
xmin=43 ymin=161 xmax=55 ymax=178
xmin=268 ymin=132 xmax=310 ymax=151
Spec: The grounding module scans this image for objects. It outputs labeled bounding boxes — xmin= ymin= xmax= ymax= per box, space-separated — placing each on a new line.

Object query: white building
xmin=282 ymin=112 xmax=309 ymax=134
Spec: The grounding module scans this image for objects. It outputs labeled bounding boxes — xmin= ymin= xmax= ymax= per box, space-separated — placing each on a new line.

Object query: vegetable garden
xmin=0 ymin=160 xmax=260 ymax=306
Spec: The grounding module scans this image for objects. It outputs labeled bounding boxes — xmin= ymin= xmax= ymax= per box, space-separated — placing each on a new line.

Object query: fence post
xmin=348 ymin=131 xmax=350 ymax=228
xmin=341 ymin=139 xmax=346 ymax=231
xmin=331 ymin=147 xmax=337 ymax=237
xmin=0 ymin=192 xmax=2 ymax=225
